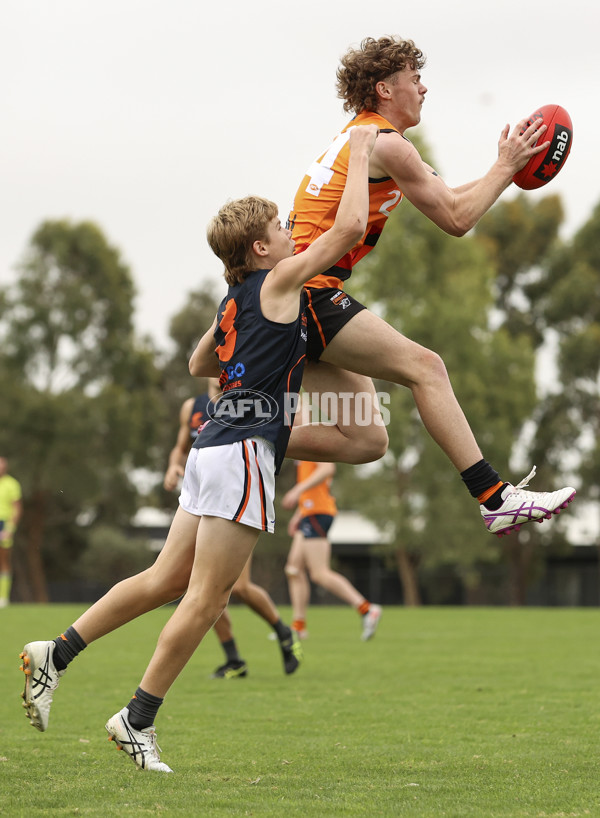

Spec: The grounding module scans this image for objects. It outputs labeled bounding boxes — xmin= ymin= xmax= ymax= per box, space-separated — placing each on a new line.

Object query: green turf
xmin=1 ymin=605 xmax=598 ymax=817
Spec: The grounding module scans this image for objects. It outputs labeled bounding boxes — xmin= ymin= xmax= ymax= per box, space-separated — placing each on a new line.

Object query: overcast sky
xmin=2 ymin=0 xmax=597 ymax=349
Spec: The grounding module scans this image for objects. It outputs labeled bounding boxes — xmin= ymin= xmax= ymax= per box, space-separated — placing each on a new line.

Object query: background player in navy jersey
xmin=19 ymin=123 xmax=378 ymax=773
xmin=163 ymin=384 xmax=218 ymax=492
xmin=164 ymin=384 xmax=301 ymax=678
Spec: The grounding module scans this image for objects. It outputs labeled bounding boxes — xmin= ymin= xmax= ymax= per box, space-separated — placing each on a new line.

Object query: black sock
xmin=272 ymin=619 xmax=291 ymax=642
xmin=53 ymin=626 xmax=87 ymax=672
xmin=222 ymin=638 xmax=242 ymax=663
xmin=460 ymin=459 xmax=501 ymax=498
xmin=126 ymin=687 xmax=163 ymax=730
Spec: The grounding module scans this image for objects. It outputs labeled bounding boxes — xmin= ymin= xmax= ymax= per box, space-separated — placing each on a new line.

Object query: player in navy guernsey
xmin=19 ymin=123 xmax=378 ymax=773
xmin=194 ymin=269 xmax=307 ymax=474
xmin=163 ymin=389 xmax=216 ymax=493
xmin=188 ymin=394 xmax=210 ymax=440
xmin=163 ymin=381 xmax=304 ymax=680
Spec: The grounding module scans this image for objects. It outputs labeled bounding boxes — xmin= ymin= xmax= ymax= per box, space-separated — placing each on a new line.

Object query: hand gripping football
xmin=513 ymin=104 xmax=573 ymax=190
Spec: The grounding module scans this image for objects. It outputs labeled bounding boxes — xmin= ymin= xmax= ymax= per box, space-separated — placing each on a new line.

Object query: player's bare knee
xmin=413 ymin=347 xmax=450 ymax=387
xmin=428 ymin=349 xmax=450 ymax=382
xmin=285 ymin=563 xmax=300 ymax=578
xmin=365 ymin=425 xmax=388 ymax=461
xmin=345 ymin=425 xmax=388 ymax=464
xmin=183 ymin=589 xmax=227 ymax=624
xmin=391 ymin=343 xmax=449 ymax=390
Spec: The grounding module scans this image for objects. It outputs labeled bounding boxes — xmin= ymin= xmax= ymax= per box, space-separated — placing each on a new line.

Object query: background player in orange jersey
xmin=284 ymin=35 xmax=575 ymax=537
xmin=282 ymin=460 xmax=381 ymax=641
xmin=164 ymin=382 xmax=300 ymax=679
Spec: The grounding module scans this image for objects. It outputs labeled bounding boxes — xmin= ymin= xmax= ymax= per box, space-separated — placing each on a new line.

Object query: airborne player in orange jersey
xmin=285 ymin=35 xmax=575 ymax=537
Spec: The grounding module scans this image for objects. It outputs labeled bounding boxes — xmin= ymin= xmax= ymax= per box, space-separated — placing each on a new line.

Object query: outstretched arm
xmin=375 ymin=116 xmax=549 ymax=236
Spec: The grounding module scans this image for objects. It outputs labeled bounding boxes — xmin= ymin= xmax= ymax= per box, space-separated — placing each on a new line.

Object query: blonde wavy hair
xmin=336 ymin=36 xmax=426 ymax=114
xmin=207 ymin=196 xmax=278 ymax=286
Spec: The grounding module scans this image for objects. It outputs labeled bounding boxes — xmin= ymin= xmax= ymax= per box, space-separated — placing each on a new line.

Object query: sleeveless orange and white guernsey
xmin=288 ymin=111 xmax=404 ymax=290
xmin=297 ymin=460 xmax=337 ymax=518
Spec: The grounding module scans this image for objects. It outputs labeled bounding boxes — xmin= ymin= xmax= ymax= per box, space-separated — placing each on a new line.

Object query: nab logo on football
xmin=207 ymin=389 xmax=279 ymax=429
xmin=532 ymin=123 xmax=572 ymax=184
xmin=513 ymin=104 xmax=573 ymax=190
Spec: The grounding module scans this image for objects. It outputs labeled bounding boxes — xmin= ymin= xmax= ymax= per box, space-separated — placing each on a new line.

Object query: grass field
xmin=1 ymin=604 xmax=599 ymax=817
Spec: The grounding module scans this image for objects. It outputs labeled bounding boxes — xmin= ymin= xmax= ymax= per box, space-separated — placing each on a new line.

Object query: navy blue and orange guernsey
xmin=188 ymin=393 xmax=210 ymax=441
xmin=287 ymin=110 xmax=403 ymax=290
xmin=194 ymin=269 xmax=307 ymax=473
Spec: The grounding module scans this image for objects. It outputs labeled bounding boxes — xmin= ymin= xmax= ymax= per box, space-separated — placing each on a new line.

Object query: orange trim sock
xmin=292 ymin=619 xmax=306 ymax=633
xmin=53 ymin=625 xmax=87 ymax=671
xmin=478 ymin=481 xmax=504 ymax=505
xmin=358 ymin=601 xmax=370 ymax=616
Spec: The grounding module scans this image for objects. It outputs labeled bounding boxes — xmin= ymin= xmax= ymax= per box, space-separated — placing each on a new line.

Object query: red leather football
xmin=512 ymin=104 xmax=573 ymax=190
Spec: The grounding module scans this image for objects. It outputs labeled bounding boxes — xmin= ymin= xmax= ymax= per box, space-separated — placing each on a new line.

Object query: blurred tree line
xmin=0 ymin=220 xmax=218 ymax=601
xmin=1 ymin=137 xmax=598 ymax=604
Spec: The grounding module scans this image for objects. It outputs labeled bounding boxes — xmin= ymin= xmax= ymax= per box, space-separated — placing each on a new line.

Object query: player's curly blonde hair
xmin=336 ymin=36 xmax=426 ymax=114
xmin=207 ymin=196 xmax=278 ymax=286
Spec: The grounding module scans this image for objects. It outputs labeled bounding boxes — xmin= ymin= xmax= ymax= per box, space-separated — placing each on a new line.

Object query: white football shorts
xmin=179 ymin=437 xmax=276 ymax=533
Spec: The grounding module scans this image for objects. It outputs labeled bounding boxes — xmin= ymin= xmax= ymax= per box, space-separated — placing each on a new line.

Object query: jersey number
xmin=379 ymin=189 xmax=402 ymax=216
xmin=216 ymin=299 xmax=238 ymax=362
xmin=304 ymin=130 xmax=351 ymax=197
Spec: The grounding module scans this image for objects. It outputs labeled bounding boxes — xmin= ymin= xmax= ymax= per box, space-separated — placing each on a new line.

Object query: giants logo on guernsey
xmin=300 ymin=310 xmax=308 ymax=341
xmin=330 ymin=291 xmax=351 ymax=310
